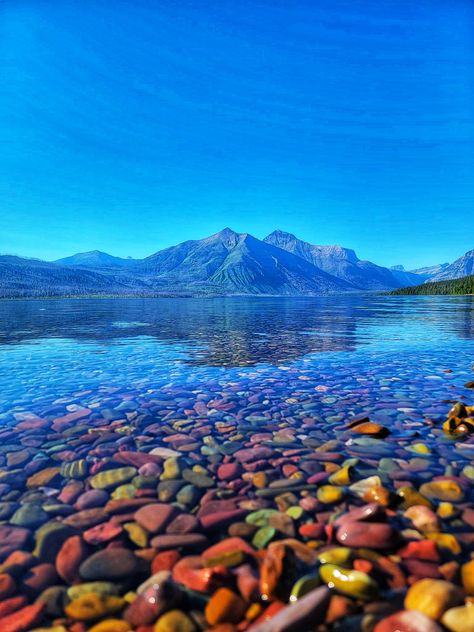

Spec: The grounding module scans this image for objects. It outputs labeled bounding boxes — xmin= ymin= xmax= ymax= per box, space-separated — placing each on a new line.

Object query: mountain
xmin=55 ymin=250 xmax=137 ymax=268
xmin=389 ymin=265 xmax=427 ymax=287
xmin=427 ymin=250 xmax=474 ymax=282
xmin=0 ymin=255 xmax=147 ymax=298
xmin=136 ymin=228 xmax=354 ymax=294
xmin=390 ymin=274 xmax=474 ymax=296
xmin=264 ymin=230 xmax=403 ymax=290
xmin=410 ymin=262 xmax=450 ymax=278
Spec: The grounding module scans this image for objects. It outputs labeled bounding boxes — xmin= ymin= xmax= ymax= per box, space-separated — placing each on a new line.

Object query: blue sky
xmin=1 ymin=0 xmax=473 ymax=268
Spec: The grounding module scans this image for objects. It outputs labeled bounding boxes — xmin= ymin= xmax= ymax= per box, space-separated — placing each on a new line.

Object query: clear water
xmin=1 ymin=296 xmax=474 ymax=433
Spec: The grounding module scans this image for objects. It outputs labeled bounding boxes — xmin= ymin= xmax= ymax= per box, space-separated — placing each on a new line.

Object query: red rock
xmin=0 ymin=551 xmax=35 ymax=578
xmin=172 ymin=556 xmax=230 ymax=592
xmin=75 ymin=489 xmax=109 ymax=510
xmin=234 ymin=447 xmax=274 ymax=463
xmin=56 ymin=536 xmax=89 ymax=584
xmin=0 ymin=602 xmax=45 ymax=632
xmin=374 ymin=610 xmax=443 ymax=632
xmin=58 ymin=481 xmax=84 ymax=504
xmin=202 ymin=537 xmax=256 ymax=561
xmin=63 ymin=508 xmax=108 ymax=529
xmin=217 ymin=463 xmax=242 ymax=481
xmin=134 ymin=503 xmax=179 ymax=534
xmin=333 ymin=503 xmax=385 ymax=527
xmin=83 ymin=520 xmax=123 ymax=545
xmin=200 ymin=509 xmax=248 ymax=531
xmin=0 ymin=596 xmax=28 ymax=618
xmin=399 ymin=540 xmax=439 ymax=562
xmin=0 ymin=526 xmax=31 ymax=562
xmin=52 ymin=408 xmax=91 ymax=431
xmin=165 ymin=513 xmax=200 ymax=535
xmin=336 ymin=522 xmax=398 ymax=549
xmin=151 ymin=550 xmax=181 ymax=574
xmin=21 ymin=563 xmax=58 ymax=597
xmin=114 ymin=451 xmax=161 ymax=468
xmin=404 ymin=559 xmax=442 ymax=579
xmin=234 ymin=563 xmax=259 ymax=601
xmin=299 ymin=523 xmax=325 ymax=539
xmin=0 ymin=574 xmax=16 ymax=599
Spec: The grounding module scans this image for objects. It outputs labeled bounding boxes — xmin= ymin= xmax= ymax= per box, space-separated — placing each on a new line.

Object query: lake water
xmin=1 ymin=296 xmax=474 ymax=432
xmin=1 ymin=296 xmax=473 ymax=629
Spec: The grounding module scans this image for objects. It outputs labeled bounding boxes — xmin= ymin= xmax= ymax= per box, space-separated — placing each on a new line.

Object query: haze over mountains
xmin=1 ymin=228 xmax=472 ymax=298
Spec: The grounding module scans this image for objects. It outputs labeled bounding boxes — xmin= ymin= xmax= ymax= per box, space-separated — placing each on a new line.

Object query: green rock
xmin=67 ymin=582 xmax=121 ymax=600
xmin=252 ymin=526 xmax=276 ymax=549
xmin=290 ymin=574 xmax=320 ymax=602
xmin=182 ymin=469 xmax=213 ymax=489
xmin=34 ymin=522 xmax=77 ymax=562
xmin=319 ymin=564 xmax=378 ymax=600
xmin=10 ymin=503 xmax=49 ymax=528
xmin=246 ymin=509 xmax=279 ymax=526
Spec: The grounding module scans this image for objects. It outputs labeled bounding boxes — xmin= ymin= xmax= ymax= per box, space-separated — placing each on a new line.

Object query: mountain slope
xmin=390 ymin=274 xmax=474 ymax=296
xmin=264 ymin=230 xmax=402 ymax=290
xmin=0 ymin=256 xmax=146 ymax=298
xmin=136 ymin=228 xmax=354 ymax=294
xmin=410 ymin=262 xmax=450 ymax=278
xmin=389 ymin=265 xmax=427 ymax=287
xmin=55 ymin=250 xmax=137 ymax=268
xmin=428 ymin=250 xmax=474 ymax=282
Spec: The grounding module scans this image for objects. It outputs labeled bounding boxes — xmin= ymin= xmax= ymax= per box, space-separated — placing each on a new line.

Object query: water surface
xmin=1 ymin=296 xmax=474 ymax=431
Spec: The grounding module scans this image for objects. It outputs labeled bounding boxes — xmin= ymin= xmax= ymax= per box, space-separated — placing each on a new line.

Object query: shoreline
xmin=0 ymin=362 xmax=472 ymax=630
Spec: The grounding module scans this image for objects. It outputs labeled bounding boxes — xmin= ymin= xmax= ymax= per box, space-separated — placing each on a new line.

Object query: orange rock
xmin=205 ymin=588 xmax=246 ymax=626
xmin=0 ymin=602 xmax=45 ymax=632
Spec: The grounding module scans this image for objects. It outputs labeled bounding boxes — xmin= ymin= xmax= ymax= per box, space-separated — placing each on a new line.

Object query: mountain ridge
xmin=0 ymin=227 xmax=467 ymax=298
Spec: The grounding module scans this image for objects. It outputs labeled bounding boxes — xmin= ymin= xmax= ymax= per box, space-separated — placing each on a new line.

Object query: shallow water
xmin=1 ymin=295 xmax=474 ymax=431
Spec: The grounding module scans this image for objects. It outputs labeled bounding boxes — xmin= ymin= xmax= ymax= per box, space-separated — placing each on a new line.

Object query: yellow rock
xmin=441 ymin=605 xmax=474 ymax=632
xmin=419 ymin=480 xmax=464 ymax=503
xmin=89 ymin=621 xmax=131 ymax=632
xmin=405 ymin=579 xmax=463 ymax=620
xmin=408 ymin=443 xmax=431 ymax=454
xmin=437 ymin=502 xmax=457 ymax=519
xmin=426 ymin=532 xmax=461 ymax=555
xmin=192 ymin=464 xmax=207 ymax=475
xmin=246 ymin=603 xmax=262 ymax=621
xmin=317 ymin=547 xmax=352 ymax=566
xmin=154 ymin=609 xmax=197 ymax=631
xmin=160 ymin=457 xmax=181 ymax=480
xmin=111 ymin=484 xmax=136 ymax=499
xmin=462 ymin=559 xmax=474 ymax=595
xmin=396 ymin=486 xmax=432 ymax=509
xmin=27 ymin=467 xmax=61 ymax=488
xmin=319 ymin=564 xmax=378 ymax=600
xmin=329 ymin=465 xmax=352 ymax=486
xmin=317 ymin=485 xmax=344 ymax=504
xmin=124 ymin=522 xmax=148 ymax=547
xmin=289 ymin=471 xmax=304 ymax=480
xmin=65 ymin=593 xmax=125 ymax=621
xmin=252 ymin=472 xmax=268 ymax=489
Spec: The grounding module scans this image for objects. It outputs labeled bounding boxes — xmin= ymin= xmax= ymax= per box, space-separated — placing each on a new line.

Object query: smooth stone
xmin=317 ymin=485 xmax=344 ymax=504
xmin=154 ymin=609 xmax=196 ymax=631
xmin=75 ymin=490 xmax=109 ymax=510
xmin=404 ymin=506 xmax=439 ymax=533
xmin=79 ymin=548 xmax=143 ymax=581
xmin=397 ymin=486 xmax=432 ymax=509
xmin=36 ymin=585 xmax=69 ymax=617
xmin=419 ymin=481 xmax=464 ymax=503
xmin=336 ymin=521 xmax=398 ymax=549
xmin=182 ymin=469 xmax=213 ymax=488
xmin=404 ymin=579 xmax=463 ymax=620
xmin=135 ymin=503 xmax=179 ymax=534
xmin=374 ymin=610 xmax=443 ymax=632
xmin=317 ymin=548 xmax=352 ymax=566
xmin=441 ymin=605 xmax=474 ymax=632
xmin=250 ymin=585 xmax=330 ymax=632
xmin=10 ymin=504 xmax=49 ymax=529
xmin=90 ymin=467 xmax=137 ymax=490
xmin=0 ymin=603 xmax=45 ymax=631
xmin=34 ymin=523 xmax=77 ymax=563
xmin=462 ymin=558 xmax=474 ymax=594
xmin=89 ymin=620 xmax=131 ymax=632
xmin=319 ymin=564 xmax=378 ymax=600
xmin=56 ymin=535 xmax=89 ymax=584
xmin=65 ymin=593 xmax=125 ymax=620
xmin=289 ymin=574 xmax=320 ymax=602
xmin=67 ymin=582 xmax=121 ymax=600
xmin=205 ymin=587 xmax=246 ymax=626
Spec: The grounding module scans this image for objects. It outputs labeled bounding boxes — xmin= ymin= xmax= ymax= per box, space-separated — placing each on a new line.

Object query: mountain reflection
xmin=0 ymin=296 xmax=473 ymax=367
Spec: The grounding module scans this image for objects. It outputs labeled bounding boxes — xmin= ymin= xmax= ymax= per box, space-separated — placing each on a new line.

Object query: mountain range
xmin=1 ymin=228 xmax=472 ymax=298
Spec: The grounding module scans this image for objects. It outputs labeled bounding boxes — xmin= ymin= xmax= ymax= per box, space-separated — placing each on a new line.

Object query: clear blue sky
xmin=1 ymin=0 xmax=473 ymax=268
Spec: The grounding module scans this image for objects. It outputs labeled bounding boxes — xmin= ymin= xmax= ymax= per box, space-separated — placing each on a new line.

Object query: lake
xmin=0 ymin=296 xmax=473 ymax=630
xmin=1 ymin=295 xmax=474 ymax=430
